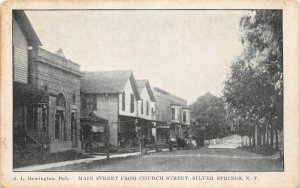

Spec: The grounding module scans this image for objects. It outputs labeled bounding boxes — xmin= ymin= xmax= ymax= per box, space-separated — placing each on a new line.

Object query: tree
xmin=190 ymin=93 xmax=229 ymax=140
xmin=223 ymin=10 xmax=283 ymax=150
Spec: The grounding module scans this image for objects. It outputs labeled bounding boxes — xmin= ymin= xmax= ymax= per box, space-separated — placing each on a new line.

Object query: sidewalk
xmin=14 ymin=148 xmax=172 ymax=171
xmin=14 ymin=152 xmax=141 ymax=171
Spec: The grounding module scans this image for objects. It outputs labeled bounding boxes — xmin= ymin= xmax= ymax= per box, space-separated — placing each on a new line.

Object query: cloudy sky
xmin=25 ymin=10 xmax=248 ymax=104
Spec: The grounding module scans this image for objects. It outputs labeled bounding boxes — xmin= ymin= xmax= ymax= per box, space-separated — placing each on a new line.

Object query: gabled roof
xmin=81 ymin=70 xmax=141 ymax=100
xmin=136 ymin=79 xmax=156 ymax=102
xmin=13 ymin=10 xmax=42 ymax=46
xmin=153 ymin=87 xmax=187 ymax=106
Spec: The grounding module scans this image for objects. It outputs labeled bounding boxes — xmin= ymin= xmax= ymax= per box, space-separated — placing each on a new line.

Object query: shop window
xmin=130 ymin=94 xmax=134 ymax=113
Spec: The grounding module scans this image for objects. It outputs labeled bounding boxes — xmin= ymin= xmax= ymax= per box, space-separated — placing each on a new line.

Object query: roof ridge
xmin=82 ymin=70 xmax=133 ymax=73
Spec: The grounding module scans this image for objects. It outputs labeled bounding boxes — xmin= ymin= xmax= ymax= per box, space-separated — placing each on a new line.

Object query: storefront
xmin=80 ymin=111 xmax=108 ymax=151
xmin=156 ymin=122 xmax=170 ymax=144
xmin=137 ymin=118 xmax=155 ymax=145
xmin=119 ymin=115 xmax=138 ymax=147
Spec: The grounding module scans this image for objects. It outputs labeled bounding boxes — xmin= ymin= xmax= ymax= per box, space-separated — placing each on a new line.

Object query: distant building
xmin=80 ymin=70 xmax=141 ymax=147
xmin=153 ymin=87 xmax=191 ymax=143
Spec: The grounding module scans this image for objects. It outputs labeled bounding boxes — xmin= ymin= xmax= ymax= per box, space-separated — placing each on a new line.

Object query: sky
xmin=25 ymin=10 xmax=248 ymax=104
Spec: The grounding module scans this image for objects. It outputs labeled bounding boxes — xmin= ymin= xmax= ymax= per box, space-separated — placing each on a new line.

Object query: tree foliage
xmin=223 ymin=10 xmax=283 ymax=147
xmin=190 ymin=93 xmax=229 ymax=139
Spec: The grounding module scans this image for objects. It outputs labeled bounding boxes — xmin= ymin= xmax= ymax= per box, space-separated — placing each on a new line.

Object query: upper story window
xmin=171 ymin=106 xmax=179 ymax=121
xmin=183 ymin=111 xmax=187 ymax=122
xmin=82 ymin=95 xmax=97 ymax=110
xmin=172 ymin=108 xmax=175 ymax=120
xmin=130 ymin=94 xmax=134 ymax=113
xmin=146 ymin=101 xmax=149 ymax=115
xmin=141 ymin=100 xmax=144 ymax=114
xmin=73 ymin=92 xmax=76 ymax=104
xmin=122 ymin=92 xmax=125 ymax=111
xmin=56 ymin=93 xmax=66 ymax=107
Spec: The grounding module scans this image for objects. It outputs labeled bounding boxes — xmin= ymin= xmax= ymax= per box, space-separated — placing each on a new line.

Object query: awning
xmin=91 ymin=125 xmax=104 ymax=132
xmin=80 ymin=110 xmax=108 ymax=124
xmin=157 ymin=125 xmax=170 ymax=129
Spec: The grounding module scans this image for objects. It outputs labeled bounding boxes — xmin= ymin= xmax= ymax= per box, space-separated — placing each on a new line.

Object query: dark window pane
xmin=122 ymin=92 xmax=125 ymax=111
xmin=130 ymin=94 xmax=134 ymax=113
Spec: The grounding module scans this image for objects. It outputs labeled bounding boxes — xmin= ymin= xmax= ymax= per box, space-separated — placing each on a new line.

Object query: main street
xmin=45 ymin=148 xmax=283 ymax=171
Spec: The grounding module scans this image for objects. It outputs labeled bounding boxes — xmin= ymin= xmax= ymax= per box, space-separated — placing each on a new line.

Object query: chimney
xmin=55 ymin=48 xmax=65 ymax=58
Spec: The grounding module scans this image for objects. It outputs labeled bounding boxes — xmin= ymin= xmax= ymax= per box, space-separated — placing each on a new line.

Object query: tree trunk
xmin=249 ymin=136 xmax=251 ymax=146
xmin=275 ymin=128 xmax=279 ymax=150
xmin=266 ymin=126 xmax=269 ymax=145
xmin=270 ymin=125 xmax=274 ymax=150
xmin=255 ymin=124 xmax=258 ymax=150
xmin=262 ymin=126 xmax=266 ymax=146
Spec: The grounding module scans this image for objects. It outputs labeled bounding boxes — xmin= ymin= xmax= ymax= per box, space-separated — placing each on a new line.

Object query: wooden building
xmin=13 ymin=10 xmax=45 ymax=162
xmin=136 ymin=80 xmax=156 ymax=144
xmin=80 ymin=70 xmax=141 ymax=147
xmin=13 ymin=10 xmax=82 ymax=161
xmin=153 ymin=87 xmax=191 ymax=144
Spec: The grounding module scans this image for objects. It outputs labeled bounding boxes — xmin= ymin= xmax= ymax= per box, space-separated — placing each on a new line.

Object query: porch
xmin=13 ymin=82 xmax=51 ymax=167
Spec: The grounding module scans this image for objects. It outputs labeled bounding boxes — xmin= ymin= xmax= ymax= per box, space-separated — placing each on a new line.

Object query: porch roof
xmin=80 ymin=109 xmax=108 ymax=124
xmin=13 ymin=81 xmax=56 ymax=96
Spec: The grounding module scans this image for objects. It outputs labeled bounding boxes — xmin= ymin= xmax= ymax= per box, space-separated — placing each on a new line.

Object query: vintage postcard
xmin=0 ymin=0 xmax=299 ymax=187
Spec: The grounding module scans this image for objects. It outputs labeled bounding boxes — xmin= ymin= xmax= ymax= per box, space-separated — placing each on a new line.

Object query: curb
xmin=14 ymin=148 xmax=172 ymax=171
xmin=14 ymin=152 xmax=141 ymax=171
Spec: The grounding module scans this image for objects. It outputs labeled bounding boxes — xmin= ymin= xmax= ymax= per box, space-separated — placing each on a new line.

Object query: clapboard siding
xmin=95 ymin=94 xmax=119 ymax=146
xmin=13 ymin=17 xmax=28 ymax=84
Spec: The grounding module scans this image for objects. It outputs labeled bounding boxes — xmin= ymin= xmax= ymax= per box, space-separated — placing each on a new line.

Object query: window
xmin=82 ymin=95 xmax=97 ymax=110
xmin=141 ymin=100 xmax=143 ymax=114
xmin=56 ymin=93 xmax=66 ymax=107
xmin=55 ymin=93 xmax=66 ymax=140
xmin=146 ymin=101 xmax=149 ymax=115
xmin=73 ymin=92 xmax=76 ymax=104
xmin=130 ymin=94 xmax=134 ymax=113
xmin=171 ymin=107 xmax=179 ymax=121
xmin=183 ymin=111 xmax=186 ymax=122
xmin=122 ymin=92 xmax=125 ymax=111
xmin=26 ymin=105 xmax=47 ymax=130
xmin=171 ymin=108 xmax=175 ymax=120
xmin=71 ymin=112 xmax=77 ymax=144
xmin=55 ymin=112 xmax=61 ymax=139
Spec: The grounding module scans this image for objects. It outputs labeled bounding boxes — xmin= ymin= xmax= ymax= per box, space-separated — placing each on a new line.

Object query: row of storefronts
xmin=13 ymin=11 xmax=191 ymax=161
